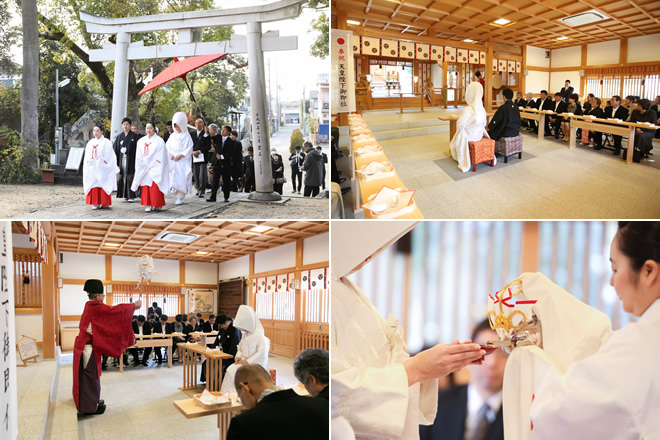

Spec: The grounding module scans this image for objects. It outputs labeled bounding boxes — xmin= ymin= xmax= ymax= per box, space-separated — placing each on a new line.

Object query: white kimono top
xmin=331 ymin=221 xmax=437 ymax=440
xmin=83 ymin=135 xmax=118 ymax=195
xmin=131 ymin=133 xmax=170 ymax=192
xmin=449 ymin=81 xmax=492 ymax=172
xmin=166 ymin=112 xmax=193 ymax=195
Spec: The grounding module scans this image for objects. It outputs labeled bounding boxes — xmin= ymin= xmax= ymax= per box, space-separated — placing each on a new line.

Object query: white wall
xmin=627 ymin=35 xmax=660 ymax=63
xmin=432 ymin=63 xmax=443 ymax=87
xmin=12 ymin=234 xmax=33 ymax=249
xmin=185 ymin=261 xmax=218 ymax=284
xmin=254 ymin=242 xmax=296 ymax=273
xmin=587 ymin=40 xmax=619 ymax=66
xmin=112 ymin=256 xmax=179 ymax=283
xmin=551 ymin=46 xmax=581 ymax=68
xmin=60 ymin=252 xmax=105 ymax=279
xmin=549 ymin=71 xmax=580 ymax=95
xmin=303 ymin=233 xmax=329 ymax=265
xmin=218 ymin=255 xmax=250 ymax=280
xmin=60 ymin=283 xmax=95 ymax=315
xmin=525 ymin=70 xmax=549 ymax=95
xmin=526 ymin=45 xmax=549 ymax=68
xmin=15 ymin=314 xmax=42 ymax=343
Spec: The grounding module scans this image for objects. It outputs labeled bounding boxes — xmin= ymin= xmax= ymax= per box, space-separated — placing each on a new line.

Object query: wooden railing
xmin=301 ymin=331 xmax=329 ymax=351
xmin=13 ymin=251 xmax=42 ymax=308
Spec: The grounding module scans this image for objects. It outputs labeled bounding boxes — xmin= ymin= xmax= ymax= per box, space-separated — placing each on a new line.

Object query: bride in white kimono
xmin=332 ymin=221 xmax=485 ymax=440
xmin=449 ymin=81 xmax=491 ymax=172
xmin=220 ymin=305 xmax=270 ymax=393
xmin=166 ymin=112 xmax=193 ymax=205
xmin=503 ymin=221 xmax=660 ymax=440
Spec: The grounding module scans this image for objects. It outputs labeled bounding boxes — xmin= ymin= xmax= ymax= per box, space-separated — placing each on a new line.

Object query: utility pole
xmin=268 ymin=58 xmax=274 ymax=133
xmin=301 ymin=86 xmax=305 ymax=136
xmin=276 ymin=61 xmax=280 ymax=128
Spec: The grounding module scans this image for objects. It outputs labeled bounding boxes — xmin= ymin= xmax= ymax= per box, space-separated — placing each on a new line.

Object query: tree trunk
xmin=21 ymin=0 xmax=39 ymax=171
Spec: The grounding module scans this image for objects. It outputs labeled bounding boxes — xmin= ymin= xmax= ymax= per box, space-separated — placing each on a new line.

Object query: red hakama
xmin=86 ymin=187 xmax=112 ymax=206
xmin=140 ymin=182 xmax=166 ymax=207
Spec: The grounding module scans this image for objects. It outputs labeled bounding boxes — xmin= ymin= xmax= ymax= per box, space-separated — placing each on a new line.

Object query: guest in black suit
xmin=582 ymin=93 xmax=595 ymax=114
xmin=207 ymin=125 xmax=235 ymax=203
xmin=226 ymin=365 xmax=328 ymax=440
xmin=602 ymin=95 xmax=630 ymax=155
xmin=629 ymin=99 xmax=658 ymax=158
xmin=535 ymin=90 xmax=554 ymax=136
xmin=200 ymin=314 xmax=242 ymax=382
xmin=231 ymin=131 xmax=244 ymax=192
xmin=196 ymin=313 xmax=205 ymax=327
xmin=293 ymin=348 xmax=329 ymax=400
xmin=243 ymin=146 xmax=256 ymax=193
xmin=152 ymin=314 xmax=169 ymax=364
xmin=559 ymin=79 xmax=574 ymax=102
xmin=582 ymin=97 xmax=605 ymax=148
xmin=487 ymin=88 xmax=521 ymax=141
xmin=560 ymin=93 xmax=582 ymax=142
xmin=129 ymin=315 xmax=152 ymax=366
xmin=548 ymin=92 xmax=569 ymax=139
xmin=147 ymin=302 xmax=162 ymax=320
xmin=190 ymin=119 xmax=211 ymax=197
xmin=202 ymin=314 xmax=218 ymax=333
xmin=420 ymin=319 xmax=507 ymax=440
xmin=163 ymin=121 xmax=173 ymax=144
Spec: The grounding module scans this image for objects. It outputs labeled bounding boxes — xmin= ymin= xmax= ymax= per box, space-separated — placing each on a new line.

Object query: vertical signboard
xmin=0 ymin=222 xmax=17 ymax=439
xmin=332 ymin=30 xmax=357 ymax=114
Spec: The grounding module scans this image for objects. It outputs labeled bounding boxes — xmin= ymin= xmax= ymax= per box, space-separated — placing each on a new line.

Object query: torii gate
xmin=80 ymin=0 xmax=306 ymax=201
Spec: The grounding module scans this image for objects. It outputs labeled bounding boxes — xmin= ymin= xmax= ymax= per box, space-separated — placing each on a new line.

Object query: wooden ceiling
xmin=333 ymin=0 xmax=660 ymax=50
xmin=12 ymin=221 xmax=329 ymax=263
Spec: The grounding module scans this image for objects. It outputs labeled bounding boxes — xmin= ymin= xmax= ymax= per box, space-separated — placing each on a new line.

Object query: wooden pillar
xmin=580 ymin=44 xmax=587 ymax=98
xmin=42 ymin=235 xmax=56 ymax=359
xmin=248 ymin=253 xmax=255 ymax=307
xmin=485 ymin=38 xmax=493 ymax=111
xmin=521 ymin=44 xmax=527 ymax=95
xmin=619 ymin=38 xmax=627 ymax=97
xmin=294 ymin=240 xmax=304 ymax=354
xmin=521 ymin=221 xmax=540 ymax=273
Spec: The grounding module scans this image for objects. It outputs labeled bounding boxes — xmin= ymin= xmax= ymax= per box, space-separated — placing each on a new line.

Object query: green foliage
xmin=0 ymin=85 xmax=22 ymax=132
xmin=305 ymin=113 xmax=314 ymax=137
xmin=0 ymin=0 xmax=19 ymax=73
xmin=290 ymin=129 xmax=304 ymax=154
xmin=0 ymin=126 xmax=40 ymax=184
xmin=305 ymin=0 xmax=329 ymax=59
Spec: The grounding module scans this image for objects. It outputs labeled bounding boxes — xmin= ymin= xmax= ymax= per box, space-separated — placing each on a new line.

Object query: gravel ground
xmin=0 ymin=184 xmax=83 ymax=218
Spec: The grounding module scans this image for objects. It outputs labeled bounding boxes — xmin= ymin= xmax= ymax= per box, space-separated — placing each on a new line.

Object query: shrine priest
xmin=112 ymin=117 xmax=140 ymax=202
xmin=83 ymin=125 xmax=119 ymax=210
xmin=487 ymin=88 xmax=522 ymax=141
xmin=219 ymin=306 xmax=270 ymax=394
xmin=166 ymin=112 xmax=194 ymax=205
xmin=73 ymin=280 xmax=140 ymax=416
xmin=131 ymin=121 xmax=170 ymax=212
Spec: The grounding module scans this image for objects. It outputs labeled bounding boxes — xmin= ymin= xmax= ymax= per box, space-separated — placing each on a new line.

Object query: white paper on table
xmin=199 ymin=388 xmax=231 ymax=405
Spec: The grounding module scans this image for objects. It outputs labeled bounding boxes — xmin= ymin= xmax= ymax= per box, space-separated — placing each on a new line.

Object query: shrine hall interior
xmin=10 ymin=220 xmax=329 ymax=439
xmin=331 ymin=0 xmax=660 ymax=220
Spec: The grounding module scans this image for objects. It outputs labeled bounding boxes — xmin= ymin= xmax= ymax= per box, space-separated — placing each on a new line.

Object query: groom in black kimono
xmin=487 ymin=88 xmax=521 ymax=141
xmin=113 ymin=117 xmax=139 ymax=202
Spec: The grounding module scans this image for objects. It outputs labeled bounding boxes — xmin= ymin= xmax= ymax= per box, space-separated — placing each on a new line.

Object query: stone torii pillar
xmin=80 ymin=0 xmax=306 ymax=200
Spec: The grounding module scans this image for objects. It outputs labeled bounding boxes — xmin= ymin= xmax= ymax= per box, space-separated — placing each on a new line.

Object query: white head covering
xmin=171 ymin=112 xmax=191 ymax=140
xmin=331 ymin=221 xmax=418 ymax=279
xmin=465 ymin=81 xmax=486 ymax=116
xmin=233 ymin=305 xmax=264 ymax=335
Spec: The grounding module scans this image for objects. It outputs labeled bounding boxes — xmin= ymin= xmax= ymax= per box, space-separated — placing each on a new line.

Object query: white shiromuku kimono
xmin=131 ymin=133 xmax=170 ymax=193
xmin=332 ymin=221 xmax=438 ymax=440
xmin=219 ymin=305 xmax=270 ymax=393
xmin=83 ymin=135 xmax=118 ymax=196
xmin=449 ymin=81 xmax=492 ymax=172
xmin=166 ymin=112 xmax=193 ymax=196
xmin=500 ymin=272 xmax=655 ymax=440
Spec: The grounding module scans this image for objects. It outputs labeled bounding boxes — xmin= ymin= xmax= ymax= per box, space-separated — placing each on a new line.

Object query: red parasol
xmin=138 ymin=53 xmax=228 ymax=123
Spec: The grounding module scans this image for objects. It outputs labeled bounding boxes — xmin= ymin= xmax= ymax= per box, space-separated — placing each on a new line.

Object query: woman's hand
xmin=403 ymin=342 xmax=484 ymax=386
xmin=636 ymin=128 xmax=643 ymax=133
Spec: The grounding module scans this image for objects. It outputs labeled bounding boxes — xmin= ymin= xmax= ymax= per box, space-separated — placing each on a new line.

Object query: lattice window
xmin=273 ymin=291 xmax=295 ymax=321
xmin=304 ymin=289 xmax=329 ymax=324
xmin=111 ymin=284 xmax=180 ymax=318
xmin=256 ymin=291 xmax=272 ymax=320
xmin=13 ymin=253 xmax=42 ymax=308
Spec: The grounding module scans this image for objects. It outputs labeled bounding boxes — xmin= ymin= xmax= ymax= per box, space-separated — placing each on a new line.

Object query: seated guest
xmin=603 ymin=95 xmax=630 ymax=155
xmin=586 ymin=98 xmax=605 ymax=148
xmin=487 ymin=88 xmax=521 ymax=141
xmin=172 ymin=314 xmax=186 ymax=362
xmin=220 ymin=305 xmax=270 ymax=393
xmin=200 ymin=313 xmax=242 ymax=383
xmin=559 ymin=79 xmax=573 ymax=102
xmin=536 ymin=90 xmax=553 ymax=136
xmin=560 ymin=93 xmax=583 ymax=142
xmin=524 ymin=92 xmax=536 ymax=131
xmin=202 ymin=314 xmax=217 ymax=333
xmin=226 ymin=365 xmax=328 ymax=440
xmin=651 ymin=95 xmax=660 ymax=114
xmin=152 ymin=314 xmax=169 ymax=364
xmin=130 ymin=315 xmax=152 ymax=366
xmin=293 ymin=348 xmax=329 ymax=400
xmin=583 ymin=93 xmax=595 ymax=114
xmin=196 ymin=312 xmax=205 ymax=326
xmin=548 ymin=92 xmax=568 ymax=139
xmin=629 ymin=98 xmax=658 ymax=159
xmin=449 ymin=82 xmax=490 ymax=172
xmin=186 ymin=316 xmax=201 ymax=335
xmin=420 ymin=319 xmax=506 ymax=440
xmin=514 ymin=92 xmax=527 ymax=129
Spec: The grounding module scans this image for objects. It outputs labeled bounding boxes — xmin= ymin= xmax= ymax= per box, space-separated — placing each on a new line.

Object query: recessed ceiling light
xmin=104 ymin=243 xmax=121 ymax=247
xmin=347 ymin=20 xmax=360 ymax=25
xmin=556 ymin=36 xmax=569 ymax=40
xmin=249 ymin=225 xmax=274 ymax=234
xmin=194 ymin=251 xmax=209 ymax=255
xmin=493 ymin=18 xmax=510 ymax=25
xmin=463 ymin=39 xmax=474 ymax=43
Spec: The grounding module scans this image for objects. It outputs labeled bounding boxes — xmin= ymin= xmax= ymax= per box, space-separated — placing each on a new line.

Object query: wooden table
xmin=558 ymin=113 xmax=659 ymax=164
xmin=519 ymin=108 xmax=550 ymax=140
xmin=173 ymin=393 xmax=245 ymax=440
xmin=190 ymin=331 xmax=219 ymax=348
xmin=439 ymin=112 xmax=495 ymax=141
xmin=119 ymin=333 xmax=175 ymax=372
xmin=180 ymin=343 xmax=233 ymax=393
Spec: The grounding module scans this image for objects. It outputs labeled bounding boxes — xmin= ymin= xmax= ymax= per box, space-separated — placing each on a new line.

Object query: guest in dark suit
xmin=147 ymin=302 xmax=162 ymax=320
xmin=129 ymin=315 xmax=153 ymax=366
xmin=629 ymin=99 xmax=658 ymax=158
xmin=532 ymin=90 xmax=552 ymax=135
xmin=293 ymin=348 xmax=328 ymax=400
xmin=202 ymin=314 xmax=218 ymax=333
xmin=243 ymin=146 xmax=256 ymax=193
xmin=420 ymin=319 xmax=507 ymax=440
xmin=583 ymin=93 xmax=595 ymax=114
xmin=586 ymin=98 xmax=605 ymax=148
xmin=487 ymin=88 xmax=521 ymax=141
xmin=200 ymin=314 xmax=242 ymax=382
xmin=560 ymin=93 xmax=583 ymax=142
xmin=603 ymin=95 xmax=630 ymax=155
xmin=226 ymin=365 xmax=328 ymax=440
xmin=186 ymin=316 xmax=202 ymax=334
xmin=152 ymin=314 xmax=169 ymax=364
xmin=190 ymin=119 xmax=211 ymax=197
xmin=231 ymin=131 xmax=244 ymax=192
xmin=163 ymin=121 xmax=173 ymax=144
xmin=548 ymin=92 xmax=569 ymax=139
xmin=207 ymin=125 xmax=235 ymax=203
xmin=559 ymin=79 xmax=574 ymax=102
xmin=196 ymin=313 xmax=205 ymax=327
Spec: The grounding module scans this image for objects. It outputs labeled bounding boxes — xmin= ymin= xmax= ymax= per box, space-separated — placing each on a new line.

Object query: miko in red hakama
xmin=72 ymin=301 xmax=136 ymax=413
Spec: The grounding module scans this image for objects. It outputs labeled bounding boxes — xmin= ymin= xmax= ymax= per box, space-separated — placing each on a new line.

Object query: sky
xmin=8 ymin=0 xmax=328 ymax=101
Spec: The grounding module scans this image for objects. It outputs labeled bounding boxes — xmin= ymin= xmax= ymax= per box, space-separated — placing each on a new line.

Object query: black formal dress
xmin=190 ymin=130 xmax=211 ymax=196
xmin=419 ymin=385 xmax=504 ymax=440
xmin=487 ymin=99 xmax=521 ymax=141
xmin=549 ymin=99 xmax=568 ymax=138
xmin=129 ymin=321 xmax=153 ymax=365
xmin=208 ymin=135 xmax=235 ymax=202
xmin=586 ymin=106 xmax=605 ymax=147
xmin=226 ymin=389 xmax=328 ymax=440
xmin=243 ymin=154 xmax=256 ymax=192
xmin=630 ymin=109 xmax=658 ymax=157
xmin=602 ymin=105 xmax=630 ymax=153
xmin=272 ymin=158 xmax=285 ymax=195
xmin=112 ymin=130 xmax=139 ymax=199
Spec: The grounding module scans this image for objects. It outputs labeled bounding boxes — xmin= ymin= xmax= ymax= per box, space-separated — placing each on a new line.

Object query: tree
xmin=306 ymin=0 xmax=328 ymax=59
xmin=21 ymin=0 xmax=39 ymax=171
xmin=290 ymin=129 xmax=304 ymax=154
xmin=0 ymin=0 xmax=19 ymax=73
